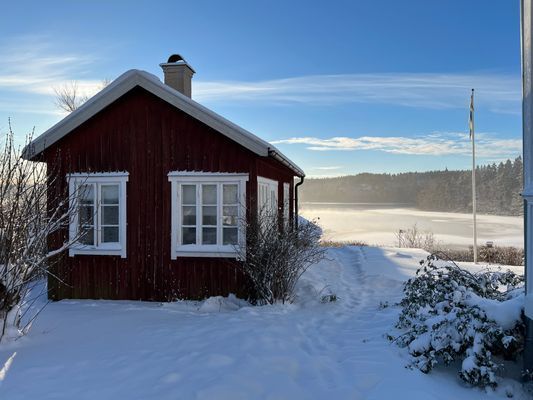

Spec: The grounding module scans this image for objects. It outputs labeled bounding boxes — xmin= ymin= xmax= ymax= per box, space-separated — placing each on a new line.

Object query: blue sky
xmin=0 ymin=0 xmax=523 ymax=176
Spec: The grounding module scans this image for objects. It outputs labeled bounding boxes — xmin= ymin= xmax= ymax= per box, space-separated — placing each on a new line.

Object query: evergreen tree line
xmin=300 ymin=156 xmax=524 ymax=216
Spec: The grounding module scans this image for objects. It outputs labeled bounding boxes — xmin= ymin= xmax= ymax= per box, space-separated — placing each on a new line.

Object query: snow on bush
xmin=390 ymin=254 xmax=524 ymax=389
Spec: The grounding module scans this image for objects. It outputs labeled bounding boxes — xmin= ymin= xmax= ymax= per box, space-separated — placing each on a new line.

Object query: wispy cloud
xmin=0 ymin=35 xmax=103 ymax=97
xmin=313 ymin=166 xmax=342 ymax=170
xmin=195 ymin=73 xmax=521 ymax=114
xmin=0 ymin=35 xmax=521 ymax=117
xmin=272 ymin=132 xmax=521 ymax=159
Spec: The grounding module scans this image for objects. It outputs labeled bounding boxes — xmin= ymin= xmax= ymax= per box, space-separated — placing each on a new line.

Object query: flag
xmin=469 ymin=89 xmax=474 ymax=140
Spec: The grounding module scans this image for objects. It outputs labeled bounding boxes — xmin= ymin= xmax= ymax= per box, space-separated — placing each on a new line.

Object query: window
xmin=283 ymin=182 xmax=290 ymax=224
xmin=258 ymin=177 xmax=278 ymax=217
xmin=68 ymin=172 xmax=128 ymax=258
xmin=168 ymin=172 xmax=248 ymax=258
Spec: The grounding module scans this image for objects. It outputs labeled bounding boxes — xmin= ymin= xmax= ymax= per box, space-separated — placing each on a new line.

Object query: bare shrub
xmin=396 ymin=224 xmax=436 ymax=252
xmin=0 ymin=122 xmax=82 ymax=342
xmin=396 ymin=224 xmax=523 ymax=266
xmin=235 ymin=211 xmax=326 ymax=305
xmin=438 ymin=246 xmax=524 ymax=266
xmin=320 ymin=240 xmax=368 ymax=247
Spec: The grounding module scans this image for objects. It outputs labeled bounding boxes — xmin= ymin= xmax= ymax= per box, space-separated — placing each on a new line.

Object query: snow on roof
xmin=22 ymin=69 xmax=304 ymax=177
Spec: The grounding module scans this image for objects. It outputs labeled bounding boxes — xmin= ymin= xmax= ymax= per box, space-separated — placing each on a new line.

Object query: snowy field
xmin=0 ymin=247 xmax=527 ymax=399
xmin=301 ymin=203 xmax=524 ymax=248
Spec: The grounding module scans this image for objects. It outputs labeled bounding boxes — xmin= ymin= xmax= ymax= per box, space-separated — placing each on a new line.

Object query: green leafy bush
xmin=391 ymin=255 xmax=524 ymax=388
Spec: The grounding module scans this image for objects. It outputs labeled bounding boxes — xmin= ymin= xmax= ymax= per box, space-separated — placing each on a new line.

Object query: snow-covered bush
xmin=391 ymin=254 xmax=524 ymax=389
xmin=235 ymin=212 xmax=325 ymax=305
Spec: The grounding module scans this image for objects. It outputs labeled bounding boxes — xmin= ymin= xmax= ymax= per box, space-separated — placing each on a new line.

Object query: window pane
xmin=223 ymin=184 xmax=238 ymax=204
xmin=223 ymin=227 xmax=238 ymax=245
xmin=182 ymin=206 xmax=196 ymax=225
xmin=79 ymin=205 xmax=94 ymax=225
xmin=258 ymin=184 xmax=269 ymax=212
xmin=102 ymin=206 xmax=119 ymax=225
xmin=182 ymin=185 xmax=196 ymax=204
xmin=222 ymin=206 xmax=238 ymax=226
xmin=102 ymin=227 xmax=119 ymax=243
xmin=284 ymin=184 xmax=290 ymax=221
xmin=79 ymin=227 xmax=94 ymax=245
xmin=79 ymin=184 xmax=94 ymax=205
xmin=182 ymin=227 xmax=196 ymax=244
xmin=202 ymin=184 xmax=217 ymax=205
xmin=202 ymin=206 xmax=217 ymax=225
xmin=202 ymin=227 xmax=217 ymax=244
xmin=102 ymin=185 xmax=119 ymax=204
xmin=270 ymin=190 xmax=277 ymax=213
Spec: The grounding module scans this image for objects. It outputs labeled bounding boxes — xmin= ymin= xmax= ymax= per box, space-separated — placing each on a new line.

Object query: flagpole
xmin=471 ymin=88 xmax=478 ymax=264
xmin=520 ymin=0 xmax=533 ymax=375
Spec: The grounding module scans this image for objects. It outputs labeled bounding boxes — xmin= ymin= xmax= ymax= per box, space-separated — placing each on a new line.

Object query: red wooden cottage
xmin=23 ymin=55 xmax=305 ymax=301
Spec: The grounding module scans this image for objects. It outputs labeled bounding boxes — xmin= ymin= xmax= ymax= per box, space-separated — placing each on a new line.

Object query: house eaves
xmin=22 ymin=69 xmax=305 ymax=177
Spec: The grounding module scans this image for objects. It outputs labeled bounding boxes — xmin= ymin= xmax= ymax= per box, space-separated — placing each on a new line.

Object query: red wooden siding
xmin=43 ymin=87 xmax=296 ymax=301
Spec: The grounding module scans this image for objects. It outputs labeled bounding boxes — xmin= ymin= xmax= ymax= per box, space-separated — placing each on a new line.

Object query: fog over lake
xmin=300 ymin=202 xmax=524 ymax=249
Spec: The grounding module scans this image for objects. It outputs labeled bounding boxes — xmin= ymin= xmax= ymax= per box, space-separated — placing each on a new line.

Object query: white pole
xmin=521 ymin=0 xmax=533 ymax=373
xmin=471 ymin=89 xmax=478 ymax=264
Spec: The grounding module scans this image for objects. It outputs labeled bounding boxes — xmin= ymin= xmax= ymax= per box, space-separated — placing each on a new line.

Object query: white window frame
xmin=68 ymin=172 xmax=129 ymax=258
xmin=258 ymin=176 xmax=278 ymax=216
xmin=283 ymin=182 xmax=290 ymax=224
xmin=168 ymin=171 xmax=248 ymax=259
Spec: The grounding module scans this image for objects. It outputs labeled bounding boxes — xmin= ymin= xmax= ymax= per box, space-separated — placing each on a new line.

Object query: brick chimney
xmin=160 ymin=54 xmax=195 ymax=98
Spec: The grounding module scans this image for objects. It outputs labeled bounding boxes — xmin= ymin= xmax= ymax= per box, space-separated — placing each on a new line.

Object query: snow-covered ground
xmin=0 ymin=247 xmax=527 ymax=399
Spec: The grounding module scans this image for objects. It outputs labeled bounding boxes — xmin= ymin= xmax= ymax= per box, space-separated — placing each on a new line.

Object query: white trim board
xmin=67 ymin=171 xmax=130 ymax=179
xmin=168 ymin=171 xmax=249 ymax=180
xmin=257 ymin=176 xmax=278 ymax=187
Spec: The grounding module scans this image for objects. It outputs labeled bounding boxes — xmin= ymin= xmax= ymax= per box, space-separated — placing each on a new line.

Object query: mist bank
xmin=300 ymin=157 xmax=523 ymax=216
xmin=299 ymin=204 xmax=523 ymax=249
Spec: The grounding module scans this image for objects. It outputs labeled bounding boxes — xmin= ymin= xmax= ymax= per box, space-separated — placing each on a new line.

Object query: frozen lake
xmin=300 ymin=202 xmax=524 ymax=248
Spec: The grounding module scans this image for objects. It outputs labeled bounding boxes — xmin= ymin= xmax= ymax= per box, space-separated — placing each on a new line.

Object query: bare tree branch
xmin=53 ymin=81 xmax=88 ymax=113
xmin=0 ymin=120 xmax=87 ymax=342
xmin=53 ymin=79 xmax=110 ymax=113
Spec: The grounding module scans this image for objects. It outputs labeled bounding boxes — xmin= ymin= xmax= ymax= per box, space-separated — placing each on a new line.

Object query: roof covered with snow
xmin=22 ymin=69 xmax=304 ymax=177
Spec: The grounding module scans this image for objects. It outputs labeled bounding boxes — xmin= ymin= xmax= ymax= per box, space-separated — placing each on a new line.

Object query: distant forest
xmin=300 ymin=157 xmax=524 ymax=216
